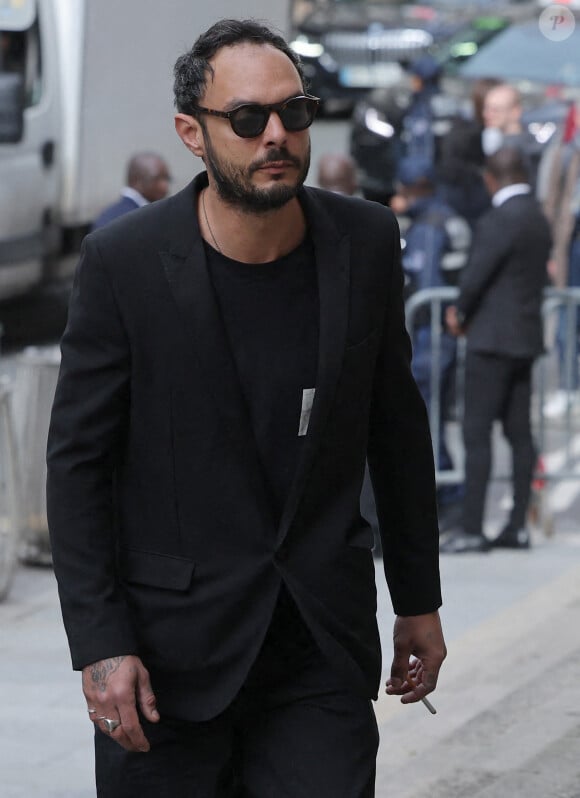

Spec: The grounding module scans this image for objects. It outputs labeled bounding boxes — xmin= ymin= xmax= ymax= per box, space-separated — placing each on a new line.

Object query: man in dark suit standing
xmin=443 ymin=147 xmax=551 ymax=554
xmin=47 ymin=18 xmax=446 ymax=797
xmin=91 ymin=151 xmax=171 ymax=230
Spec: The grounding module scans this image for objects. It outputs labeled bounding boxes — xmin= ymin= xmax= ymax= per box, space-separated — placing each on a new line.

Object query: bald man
xmin=482 ymin=83 xmax=542 ymax=185
xmin=317 ymin=153 xmax=358 ymax=196
xmin=92 ymin=152 xmax=171 ymax=230
xmin=483 ymin=84 xmax=523 ymax=140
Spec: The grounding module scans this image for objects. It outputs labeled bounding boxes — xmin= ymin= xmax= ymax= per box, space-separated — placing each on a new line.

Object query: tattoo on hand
xmin=90 ymin=656 xmax=126 ymax=692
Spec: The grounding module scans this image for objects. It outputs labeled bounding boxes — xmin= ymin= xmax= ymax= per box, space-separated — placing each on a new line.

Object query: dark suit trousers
xmin=94 ymin=601 xmax=379 ymax=798
xmin=462 ymin=351 xmax=536 ymax=536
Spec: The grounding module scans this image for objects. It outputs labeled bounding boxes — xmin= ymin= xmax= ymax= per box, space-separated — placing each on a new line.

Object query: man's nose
xmin=262 ymin=110 xmax=288 ymax=143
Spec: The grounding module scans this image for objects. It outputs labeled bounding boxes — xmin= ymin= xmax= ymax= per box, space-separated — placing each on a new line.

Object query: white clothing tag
xmin=298 ymin=388 xmax=316 ymax=436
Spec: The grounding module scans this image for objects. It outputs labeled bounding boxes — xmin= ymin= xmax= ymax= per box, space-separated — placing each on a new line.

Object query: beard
xmin=202 ymin=126 xmax=310 ymax=213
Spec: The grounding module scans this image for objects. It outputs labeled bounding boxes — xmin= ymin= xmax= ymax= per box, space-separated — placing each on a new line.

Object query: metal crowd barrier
xmin=0 ymin=345 xmax=60 ymax=600
xmin=11 ymin=345 xmax=61 ymax=566
xmin=536 ymin=288 xmax=580 ymax=479
xmin=0 ymin=377 xmax=21 ymax=600
xmin=404 ymin=286 xmax=580 ymax=488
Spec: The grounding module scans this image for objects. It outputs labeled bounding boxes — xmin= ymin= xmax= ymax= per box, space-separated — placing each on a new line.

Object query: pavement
xmin=1 ymin=512 xmax=580 ymax=797
xmin=375 ymin=524 xmax=580 ymax=798
xmin=0 ymin=564 xmax=94 ymax=797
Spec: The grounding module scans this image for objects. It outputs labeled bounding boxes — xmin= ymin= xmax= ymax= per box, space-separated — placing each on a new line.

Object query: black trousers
xmin=461 ymin=351 xmax=536 ymax=536
xmin=95 ymin=594 xmax=379 ymax=797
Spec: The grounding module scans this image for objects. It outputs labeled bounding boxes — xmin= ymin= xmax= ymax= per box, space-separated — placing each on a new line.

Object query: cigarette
xmin=420 ymin=696 xmax=437 ymax=715
xmin=406 ymin=673 xmax=437 ymax=715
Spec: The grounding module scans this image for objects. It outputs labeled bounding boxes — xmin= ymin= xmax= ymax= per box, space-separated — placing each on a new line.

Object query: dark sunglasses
xmin=191 ymin=94 xmax=320 ymax=139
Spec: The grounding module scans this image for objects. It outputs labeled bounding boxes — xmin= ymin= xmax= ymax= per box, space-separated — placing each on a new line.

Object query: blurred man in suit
xmin=91 ymin=152 xmax=171 ymax=230
xmin=443 ymin=147 xmax=551 ymax=553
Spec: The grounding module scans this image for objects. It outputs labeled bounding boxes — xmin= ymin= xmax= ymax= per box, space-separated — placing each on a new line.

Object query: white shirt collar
xmin=121 ymin=187 xmax=149 ymax=207
xmin=492 ymin=183 xmax=531 ymax=207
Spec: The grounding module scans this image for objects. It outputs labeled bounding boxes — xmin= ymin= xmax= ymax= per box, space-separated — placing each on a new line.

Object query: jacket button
xmin=275 ymin=545 xmax=288 ymax=562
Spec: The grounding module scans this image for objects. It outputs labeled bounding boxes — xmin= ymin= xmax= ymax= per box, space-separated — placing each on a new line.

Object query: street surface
xmin=1 ymin=118 xmax=580 ymax=796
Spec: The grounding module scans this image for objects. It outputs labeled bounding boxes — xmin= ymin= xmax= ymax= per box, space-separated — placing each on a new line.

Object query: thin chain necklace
xmin=201 ymin=189 xmax=222 ymax=254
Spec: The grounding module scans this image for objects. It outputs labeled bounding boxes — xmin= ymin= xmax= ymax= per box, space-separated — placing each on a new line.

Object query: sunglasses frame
xmin=191 ymin=94 xmax=320 ymax=138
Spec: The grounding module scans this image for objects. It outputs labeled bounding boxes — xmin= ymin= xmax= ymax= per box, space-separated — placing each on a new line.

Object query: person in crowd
xmin=47 ymin=18 xmax=446 ymax=797
xmin=436 ymin=78 xmax=502 ymax=230
xmin=443 ymin=146 xmax=551 ymax=554
xmin=481 ymin=83 xmax=543 ymax=187
xmin=91 ymin=151 xmax=171 ymax=230
xmin=471 ymin=78 xmax=503 ymax=131
xmin=537 ymin=102 xmax=580 ymax=418
xmin=391 ymin=156 xmax=471 ymax=531
xmin=399 ymin=53 xmax=442 ymax=168
xmin=436 ymin=120 xmax=490 ymax=230
xmin=317 ymin=151 xmax=359 ymax=195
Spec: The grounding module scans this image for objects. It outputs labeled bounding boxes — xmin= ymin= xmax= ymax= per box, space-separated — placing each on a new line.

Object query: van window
xmin=0 ymin=23 xmax=41 ymax=106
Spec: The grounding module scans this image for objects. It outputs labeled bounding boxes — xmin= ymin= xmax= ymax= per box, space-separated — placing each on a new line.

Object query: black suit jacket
xmin=456 ymin=192 xmax=551 ymax=358
xmin=47 ymin=172 xmax=441 ymax=722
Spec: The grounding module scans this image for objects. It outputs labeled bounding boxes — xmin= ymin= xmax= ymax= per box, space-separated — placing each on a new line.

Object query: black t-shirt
xmin=205 ymin=236 xmax=319 ymax=516
xmin=206 ymin=237 xmax=321 ymax=663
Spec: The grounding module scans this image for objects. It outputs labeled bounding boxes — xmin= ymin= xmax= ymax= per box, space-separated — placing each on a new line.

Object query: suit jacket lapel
xmin=277 ymin=189 xmax=351 ymax=543
xmin=160 ymin=175 xmax=278 ymax=518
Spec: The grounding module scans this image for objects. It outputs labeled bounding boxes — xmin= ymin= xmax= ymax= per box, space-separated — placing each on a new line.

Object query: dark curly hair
xmin=173 ymin=19 xmax=305 ymax=115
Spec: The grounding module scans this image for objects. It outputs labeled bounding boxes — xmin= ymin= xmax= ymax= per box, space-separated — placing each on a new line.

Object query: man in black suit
xmin=47 ymin=19 xmax=446 ymax=797
xmin=91 ymin=151 xmax=171 ymax=230
xmin=443 ymin=147 xmax=551 ymax=554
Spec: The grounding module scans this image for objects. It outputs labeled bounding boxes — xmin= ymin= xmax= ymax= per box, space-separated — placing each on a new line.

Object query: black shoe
xmin=439 ymin=530 xmax=491 ymax=554
xmin=491 ymin=527 xmax=531 ymax=550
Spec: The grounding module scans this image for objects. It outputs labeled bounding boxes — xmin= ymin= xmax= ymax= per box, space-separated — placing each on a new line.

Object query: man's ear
xmin=175 ymin=114 xmax=204 ymax=157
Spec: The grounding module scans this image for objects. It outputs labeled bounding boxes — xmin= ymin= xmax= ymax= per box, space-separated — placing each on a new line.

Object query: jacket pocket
xmin=345 ymin=326 xmax=379 ymax=352
xmin=119 ymin=547 xmax=195 ymax=591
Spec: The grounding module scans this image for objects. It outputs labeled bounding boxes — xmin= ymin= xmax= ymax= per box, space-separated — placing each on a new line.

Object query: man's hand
xmin=385 ymin=612 xmax=447 ymax=706
xmin=445 ymin=305 xmax=463 ymax=337
xmin=82 ymin=655 xmax=160 ymax=752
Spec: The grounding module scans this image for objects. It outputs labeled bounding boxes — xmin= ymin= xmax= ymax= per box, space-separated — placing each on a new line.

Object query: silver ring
xmin=97 ymin=717 xmax=121 ymax=733
xmin=87 ymin=708 xmax=97 ymax=715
